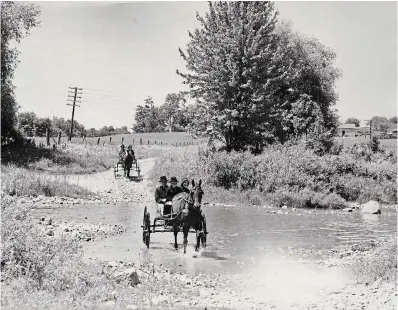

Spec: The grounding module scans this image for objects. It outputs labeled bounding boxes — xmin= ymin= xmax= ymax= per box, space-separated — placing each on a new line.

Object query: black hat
xmin=170 ymin=177 xmax=178 ymax=183
xmin=159 ymin=176 xmax=168 ymax=182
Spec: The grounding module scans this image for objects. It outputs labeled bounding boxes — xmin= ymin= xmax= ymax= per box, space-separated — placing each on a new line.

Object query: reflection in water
xmin=33 ymin=203 xmax=397 ymax=276
xmin=361 ymin=213 xmax=380 ymax=226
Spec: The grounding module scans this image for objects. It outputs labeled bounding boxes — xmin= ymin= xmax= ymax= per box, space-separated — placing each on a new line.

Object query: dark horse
xmin=123 ymin=151 xmax=133 ymax=177
xmin=171 ymin=179 xmax=207 ymax=254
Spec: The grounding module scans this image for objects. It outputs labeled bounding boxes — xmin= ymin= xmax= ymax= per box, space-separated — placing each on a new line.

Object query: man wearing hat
xmin=166 ymin=177 xmax=183 ymax=200
xmin=155 ymin=176 xmax=169 ymax=215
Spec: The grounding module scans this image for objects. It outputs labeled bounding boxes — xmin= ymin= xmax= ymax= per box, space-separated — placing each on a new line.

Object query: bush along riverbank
xmin=149 ymin=142 xmax=397 ymax=208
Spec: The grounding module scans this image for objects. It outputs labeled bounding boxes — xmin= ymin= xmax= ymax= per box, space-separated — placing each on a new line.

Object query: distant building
xmin=386 ymin=125 xmax=397 ymax=138
xmin=336 ymin=122 xmax=371 ymax=138
xmin=386 ymin=125 xmax=397 ymax=135
xmin=336 ymin=124 xmax=358 ymax=137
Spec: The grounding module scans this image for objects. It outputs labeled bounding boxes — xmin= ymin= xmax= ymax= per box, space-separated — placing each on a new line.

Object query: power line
xmin=66 ymin=87 xmax=83 ymax=141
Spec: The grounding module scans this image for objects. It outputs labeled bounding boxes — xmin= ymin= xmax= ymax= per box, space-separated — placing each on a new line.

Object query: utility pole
xmin=364 ymin=119 xmax=372 ymax=140
xmin=67 ymin=87 xmax=82 ymax=141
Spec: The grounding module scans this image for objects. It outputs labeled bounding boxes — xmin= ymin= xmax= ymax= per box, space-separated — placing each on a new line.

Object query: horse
xmin=170 ymin=179 xmax=207 ymax=254
xmin=123 ymin=151 xmax=133 ymax=177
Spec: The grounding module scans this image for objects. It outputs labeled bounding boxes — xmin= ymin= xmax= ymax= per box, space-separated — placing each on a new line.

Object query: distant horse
xmin=171 ymin=179 xmax=207 ymax=254
xmin=123 ymin=151 xmax=133 ymax=177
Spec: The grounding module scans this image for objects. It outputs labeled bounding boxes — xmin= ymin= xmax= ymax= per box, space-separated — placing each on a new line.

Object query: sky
xmin=14 ymin=1 xmax=397 ymax=129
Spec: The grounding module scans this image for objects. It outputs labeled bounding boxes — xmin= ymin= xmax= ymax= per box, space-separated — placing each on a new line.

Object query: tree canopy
xmin=1 ymin=2 xmax=41 ymax=143
xmin=345 ymin=118 xmax=361 ymax=127
xmin=133 ymin=94 xmax=191 ymax=133
xmin=177 ymin=2 xmax=341 ymax=152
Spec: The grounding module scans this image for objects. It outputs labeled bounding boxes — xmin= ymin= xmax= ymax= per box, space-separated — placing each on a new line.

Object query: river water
xmin=34 ymin=202 xmax=397 ymax=277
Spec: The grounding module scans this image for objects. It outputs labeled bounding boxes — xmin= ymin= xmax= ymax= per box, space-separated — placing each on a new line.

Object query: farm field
xmin=335 ymin=136 xmax=397 ymax=149
xmin=30 ymin=132 xmax=208 ymax=147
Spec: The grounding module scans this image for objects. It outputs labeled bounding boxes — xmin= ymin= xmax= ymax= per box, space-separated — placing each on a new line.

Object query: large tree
xmin=18 ymin=111 xmax=37 ymax=136
xmin=133 ymin=97 xmax=164 ymax=133
xmin=177 ymin=2 xmax=284 ymax=151
xmin=345 ymin=117 xmax=361 ymax=127
xmin=371 ymin=116 xmax=390 ymax=132
xmin=267 ymin=20 xmax=341 ymax=144
xmin=160 ymin=92 xmax=187 ymax=132
xmin=1 ymin=2 xmax=40 ymax=142
xmin=177 ymin=2 xmax=340 ymax=152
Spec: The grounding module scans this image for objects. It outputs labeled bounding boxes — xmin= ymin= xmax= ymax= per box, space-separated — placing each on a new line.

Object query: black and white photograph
xmin=1 ymin=1 xmax=397 ymax=309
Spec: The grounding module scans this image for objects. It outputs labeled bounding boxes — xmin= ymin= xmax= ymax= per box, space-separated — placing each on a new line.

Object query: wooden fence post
xmin=161 ymin=141 xmax=162 ymax=146
xmin=109 ymin=137 xmax=112 ymax=144
xmin=148 ymin=140 xmax=150 ymax=145
xmin=45 ymin=129 xmax=50 ymax=146
xmin=122 ymin=137 xmax=124 ymax=144
xmin=140 ymin=138 xmax=142 ymax=145
xmin=57 ymin=132 xmax=62 ymax=145
xmin=97 ymin=138 xmax=100 ymax=145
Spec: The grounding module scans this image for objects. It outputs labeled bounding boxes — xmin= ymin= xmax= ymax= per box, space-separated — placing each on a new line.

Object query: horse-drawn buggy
xmin=142 ymin=179 xmax=208 ymax=254
xmin=114 ymin=144 xmax=140 ymax=179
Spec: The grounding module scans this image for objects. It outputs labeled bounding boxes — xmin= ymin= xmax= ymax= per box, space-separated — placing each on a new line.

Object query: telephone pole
xmin=67 ymin=87 xmax=83 ymax=141
xmin=364 ymin=119 xmax=372 ymax=140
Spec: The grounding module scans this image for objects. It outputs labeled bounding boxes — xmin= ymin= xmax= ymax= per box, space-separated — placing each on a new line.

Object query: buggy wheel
xmin=142 ymin=206 xmax=151 ymax=248
xmin=137 ymin=162 xmax=141 ymax=178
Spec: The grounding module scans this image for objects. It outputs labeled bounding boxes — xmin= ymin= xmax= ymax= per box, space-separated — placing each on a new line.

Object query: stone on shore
xmin=360 ymin=201 xmax=381 ymax=214
xmin=114 ymin=267 xmax=140 ymax=286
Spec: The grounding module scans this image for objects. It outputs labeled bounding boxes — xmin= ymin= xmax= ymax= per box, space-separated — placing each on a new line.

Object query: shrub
xmin=149 ymin=141 xmax=397 ymax=208
xmin=1 ymin=165 xmax=94 ymax=198
xmin=370 ymin=136 xmax=380 ymax=153
xmin=351 ymin=238 xmax=397 ymax=284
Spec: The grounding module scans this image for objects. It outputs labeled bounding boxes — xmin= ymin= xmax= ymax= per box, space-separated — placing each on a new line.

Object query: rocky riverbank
xmin=37 ymin=216 xmax=127 ymax=242
xmin=2 ymin=156 xmax=396 ymax=310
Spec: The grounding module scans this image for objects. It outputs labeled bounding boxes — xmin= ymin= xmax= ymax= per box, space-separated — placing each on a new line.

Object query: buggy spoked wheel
xmin=142 ymin=206 xmax=151 ymax=248
xmin=137 ymin=162 xmax=141 ymax=179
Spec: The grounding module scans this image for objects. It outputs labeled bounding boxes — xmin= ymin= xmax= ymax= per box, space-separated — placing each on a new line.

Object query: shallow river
xmin=34 ymin=202 xmax=397 ymax=276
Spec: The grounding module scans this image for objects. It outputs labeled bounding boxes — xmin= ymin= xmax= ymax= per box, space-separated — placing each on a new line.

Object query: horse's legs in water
xmin=195 ymin=223 xmax=201 ymax=252
xmin=173 ymin=221 xmax=179 ymax=250
xmin=183 ymin=224 xmax=189 ymax=254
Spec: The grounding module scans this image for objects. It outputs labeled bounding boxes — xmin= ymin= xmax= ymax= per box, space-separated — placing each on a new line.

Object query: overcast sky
xmin=14 ymin=1 xmax=397 ymax=129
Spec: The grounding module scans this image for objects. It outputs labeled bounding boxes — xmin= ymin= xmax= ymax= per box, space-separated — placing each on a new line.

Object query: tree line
xmin=133 ymin=93 xmax=193 ymax=133
xmin=18 ymin=112 xmax=130 ymax=138
xmin=344 ymin=117 xmax=397 ymax=132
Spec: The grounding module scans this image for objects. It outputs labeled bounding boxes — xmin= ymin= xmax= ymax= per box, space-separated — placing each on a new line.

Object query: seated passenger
xmin=127 ymin=144 xmax=135 ymax=159
xmin=155 ymin=176 xmax=168 ymax=215
xmin=164 ymin=177 xmax=183 ymax=215
xmin=180 ymin=178 xmax=190 ymax=193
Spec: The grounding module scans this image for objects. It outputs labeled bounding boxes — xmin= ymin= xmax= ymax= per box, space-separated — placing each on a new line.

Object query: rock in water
xmin=361 ymin=201 xmax=381 ymax=214
xmin=342 ymin=207 xmax=353 ymax=212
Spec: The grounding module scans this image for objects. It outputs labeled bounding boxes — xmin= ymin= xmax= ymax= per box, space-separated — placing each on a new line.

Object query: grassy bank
xmin=351 ymin=237 xmax=397 ymax=284
xmin=0 ymin=199 xmax=239 ymax=310
xmin=148 ymin=143 xmax=397 ymax=208
xmin=1 ymin=142 xmax=177 ymax=199
xmin=1 ymin=165 xmax=94 ymax=198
